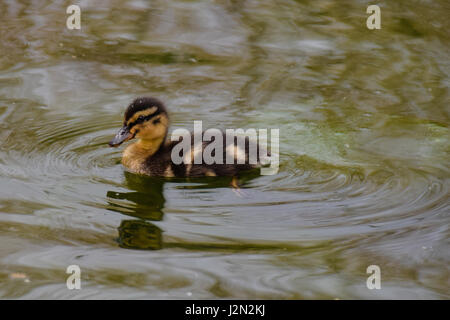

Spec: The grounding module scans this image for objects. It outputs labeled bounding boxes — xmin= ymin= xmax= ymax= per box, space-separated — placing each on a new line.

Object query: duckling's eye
xmin=138 ymin=116 xmax=145 ymax=122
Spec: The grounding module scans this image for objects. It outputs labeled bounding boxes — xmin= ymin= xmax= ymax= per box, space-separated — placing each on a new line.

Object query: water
xmin=0 ymin=0 xmax=449 ymax=299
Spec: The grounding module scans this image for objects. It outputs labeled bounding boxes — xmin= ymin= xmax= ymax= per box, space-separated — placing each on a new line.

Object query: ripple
xmin=0 ymin=111 xmax=121 ymax=180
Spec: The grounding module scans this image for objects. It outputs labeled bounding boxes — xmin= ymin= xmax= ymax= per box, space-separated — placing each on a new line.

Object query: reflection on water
xmin=117 ymin=220 xmax=162 ymax=250
xmin=107 ymin=173 xmax=166 ymax=221
xmin=0 ymin=0 xmax=449 ymax=299
xmin=107 ymin=173 xmax=166 ymax=250
xmin=108 ymin=172 xmax=261 ymax=250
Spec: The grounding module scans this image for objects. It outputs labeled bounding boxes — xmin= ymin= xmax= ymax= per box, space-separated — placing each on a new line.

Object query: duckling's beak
xmin=109 ymin=125 xmax=133 ymax=147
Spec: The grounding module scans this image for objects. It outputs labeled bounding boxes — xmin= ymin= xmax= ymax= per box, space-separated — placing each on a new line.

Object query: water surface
xmin=0 ymin=0 xmax=449 ymax=299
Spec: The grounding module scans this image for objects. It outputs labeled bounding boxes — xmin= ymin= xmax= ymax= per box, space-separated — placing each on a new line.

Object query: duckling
xmin=109 ymin=97 xmax=265 ymax=178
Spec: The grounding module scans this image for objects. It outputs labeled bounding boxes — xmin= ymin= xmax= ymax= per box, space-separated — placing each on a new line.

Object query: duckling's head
xmin=109 ymin=97 xmax=169 ymax=147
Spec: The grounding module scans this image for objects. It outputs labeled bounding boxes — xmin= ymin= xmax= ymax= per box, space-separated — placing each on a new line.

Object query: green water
xmin=0 ymin=0 xmax=449 ymax=299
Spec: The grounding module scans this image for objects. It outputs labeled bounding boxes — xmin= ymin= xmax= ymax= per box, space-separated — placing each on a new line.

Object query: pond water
xmin=0 ymin=0 xmax=448 ymax=299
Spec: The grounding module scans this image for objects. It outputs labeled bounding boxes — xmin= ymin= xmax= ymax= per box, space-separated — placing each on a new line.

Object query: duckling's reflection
xmin=107 ymin=170 xmax=261 ymax=250
xmin=107 ymin=171 xmax=166 ymax=220
xmin=117 ymin=219 xmax=162 ymax=250
xmin=107 ymin=171 xmax=166 ymax=250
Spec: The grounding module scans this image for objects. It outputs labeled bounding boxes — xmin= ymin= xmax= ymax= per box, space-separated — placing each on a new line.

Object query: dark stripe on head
xmin=126 ymin=108 xmax=163 ymax=129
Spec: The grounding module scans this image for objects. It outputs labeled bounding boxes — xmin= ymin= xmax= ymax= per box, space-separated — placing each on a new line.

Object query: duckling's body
xmin=123 ymin=136 xmax=260 ymax=177
xmin=109 ymin=97 xmax=263 ymax=178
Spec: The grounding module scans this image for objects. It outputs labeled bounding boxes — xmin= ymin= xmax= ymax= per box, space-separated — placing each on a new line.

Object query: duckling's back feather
xmin=140 ymin=132 xmax=265 ymax=177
